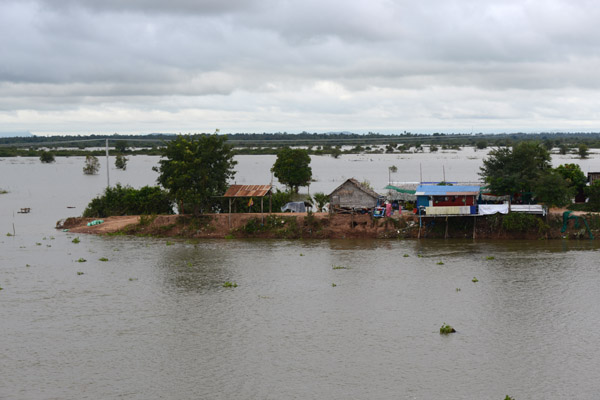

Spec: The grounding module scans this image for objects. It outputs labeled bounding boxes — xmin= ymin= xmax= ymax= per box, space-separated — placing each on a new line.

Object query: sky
xmin=2 ymin=0 xmax=600 ymax=135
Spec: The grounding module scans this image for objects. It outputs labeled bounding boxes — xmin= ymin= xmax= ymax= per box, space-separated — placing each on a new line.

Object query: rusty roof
xmin=223 ymin=184 xmax=272 ymax=198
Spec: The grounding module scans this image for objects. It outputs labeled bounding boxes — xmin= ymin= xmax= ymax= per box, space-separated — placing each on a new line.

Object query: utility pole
xmin=106 ymin=139 xmax=110 ymax=188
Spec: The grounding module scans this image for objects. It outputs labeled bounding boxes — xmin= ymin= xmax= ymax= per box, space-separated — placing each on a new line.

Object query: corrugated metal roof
xmin=416 ymin=185 xmax=480 ymax=196
xmin=224 ymin=185 xmax=272 ymax=197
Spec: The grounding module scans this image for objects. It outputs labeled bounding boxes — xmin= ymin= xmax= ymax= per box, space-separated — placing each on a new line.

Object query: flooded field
xmin=2 ymin=150 xmax=600 ymax=399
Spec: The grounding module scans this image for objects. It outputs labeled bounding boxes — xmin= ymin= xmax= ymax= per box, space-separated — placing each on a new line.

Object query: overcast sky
xmin=2 ymin=0 xmax=600 ymax=135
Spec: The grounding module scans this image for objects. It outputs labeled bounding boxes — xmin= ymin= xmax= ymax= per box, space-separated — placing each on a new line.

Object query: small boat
xmin=18 ymin=208 xmax=31 ymax=214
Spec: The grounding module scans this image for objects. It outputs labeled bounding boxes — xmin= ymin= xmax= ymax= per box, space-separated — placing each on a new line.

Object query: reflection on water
xmin=3 ymin=235 xmax=600 ymax=399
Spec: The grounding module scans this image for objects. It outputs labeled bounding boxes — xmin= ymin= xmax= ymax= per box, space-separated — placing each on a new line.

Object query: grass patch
xmin=72 ymin=237 xmax=80 ymax=244
xmin=223 ymin=281 xmax=238 ymax=288
xmin=332 ymin=265 xmax=350 ymax=270
xmin=331 ymin=283 xmax=337 ymax=287
xmin=472 ymin=277 xmax=479 ymax=283
xmin=99 ymin=257 xmax=109 ymax=262
xmin=436 ymin=261 xmax=444 ymax=265
xmin=129 ymin=277 xmax=138 ymax=281
xmin=77 ymin=258 xmax=87 ymax=263
xmin=6 ymin=232 xmax=13 ymax=236
xmin=403 ymin=254 xmax=410 ymax=257
xmin=440 ymin=323 xmax=456 ymax=334
xmin=77 ymin=271 xmax=84 ymax=275
xmin=486 ymin=256 xmax=495 ymax=260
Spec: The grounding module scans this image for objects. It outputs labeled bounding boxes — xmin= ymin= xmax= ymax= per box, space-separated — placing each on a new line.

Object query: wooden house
xmin=416 ymin=185 xmax=480 ymax=216
xmin=329 ymin=178 xmax=381 ymax=213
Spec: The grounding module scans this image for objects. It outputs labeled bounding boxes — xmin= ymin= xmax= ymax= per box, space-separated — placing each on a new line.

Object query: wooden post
xmin=445 ymin=216 xmax=448 ymax=239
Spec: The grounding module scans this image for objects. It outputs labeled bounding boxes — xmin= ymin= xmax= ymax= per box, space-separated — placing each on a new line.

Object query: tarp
xmin=281 ymin=202 xmax=306 ymax=213
xmin=478 ymin=204 xmax=509 ymax=215
xmin=425 ymin=206 xmax=471 ymax=215
xmin=511 ymin=204 xmax=545 ymax=215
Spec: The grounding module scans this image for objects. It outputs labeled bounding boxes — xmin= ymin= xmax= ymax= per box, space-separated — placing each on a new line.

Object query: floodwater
xmin=2 ymin=150 xmax=600 ymax=399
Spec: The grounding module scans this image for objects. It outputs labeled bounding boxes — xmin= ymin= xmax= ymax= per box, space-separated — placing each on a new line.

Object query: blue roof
xmin=416 ymin=185 xmax=480 ymax=196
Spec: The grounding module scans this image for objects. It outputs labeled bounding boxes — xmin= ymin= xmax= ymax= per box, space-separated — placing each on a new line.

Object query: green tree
xmin=479 ymin=141 xmax=551 ymax=197
xmin=558 ymin=144 xmax=570 ymax=155
xmin=577 ymin=143 xmax=589 ymax=159
xmin=83 ymin=155 xmax=100 ymax=175
xmin=114 ymin=140 xmax=129 ymax=153
xmin=555 ymin=163 xmax=586 ymax=193
xmin=533 ymin=170 xmax=574 ymax=207
xmin=311 ymin=192 xmax=329 ymax=212
xmin=271 ymin=147 xmax=312 ymax=193
xmin=115 ymin=154 xmax=128 ymax=170
xmin=586 ymin=181 xmax=600 ymax=211
xmin=39 ymin=151 xmax=55 ymax=163
xmin=83 ymin=184 xmax=173 ymax=217
xmin=475 ymin=140 xmax=487 ymax=150
xmin=154 ymin=135 xmax=237 ymax=215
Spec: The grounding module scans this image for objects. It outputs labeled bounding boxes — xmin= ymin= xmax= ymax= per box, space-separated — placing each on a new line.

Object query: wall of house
xmin=432 ymin=195 xmax=474 ymax=207
xmin=330 ymin=182 xmax=378 ymax=209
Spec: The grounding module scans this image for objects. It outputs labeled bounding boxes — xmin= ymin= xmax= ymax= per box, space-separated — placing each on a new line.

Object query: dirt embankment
xmin=57 ymin=210 xmax=600 ymax=240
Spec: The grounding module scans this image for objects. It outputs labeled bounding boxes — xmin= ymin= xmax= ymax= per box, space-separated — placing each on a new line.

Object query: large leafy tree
xmin=533 ymin=170 xmax=574 ymax=207
xmin=154 ymin=135 xmax=237 ymax=214
xmin=479 ymin=141 xmax=552 ymax=197
xmin=271 ymin=147 xmax=312 ymax=193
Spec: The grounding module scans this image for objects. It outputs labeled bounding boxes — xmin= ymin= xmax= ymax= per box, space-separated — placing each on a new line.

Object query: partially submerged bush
xmin=440 ymin=323 xmax=456 ymax=334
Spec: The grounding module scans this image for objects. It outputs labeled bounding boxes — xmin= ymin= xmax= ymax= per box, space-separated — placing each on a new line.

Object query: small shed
xmin=329 ymin=178 xmax=380 ymax=213
xmin=416 ymin=185 xmax=480 ymax=216
xmin=223 ymin=184 xmax=272 ymax=225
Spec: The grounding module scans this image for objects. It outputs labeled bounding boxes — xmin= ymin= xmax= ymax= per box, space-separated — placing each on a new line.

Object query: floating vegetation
xmin=417 ymin=254 xmax=424 ymax=258
xmin=77 ymin=258 xmax=87 ymax=263
xmin=224 ymin=234 xmax=235 ymax=239
xmin=403 ymin=254 xmax=410 ymax=257
xmin=72 ymin=237 xmax=80 ymax=244
xmin=299 ymin=253 xmax=304 ymax=256
xmin=186 ymin=261 xmax=193 ymax=267
xmin=99 ymin=257 xmax=109 ymax=262
xmin=472 ymin=277 xmax=479 ymax=283
xmin=331 ymin=283 xmax=337 ymax=287
xmin=223 ymin=281 xmax=238 ymax=288
xmin=332 ymin=265 xmax=350 ymax=270
xmin=486 ymin=256 xmax=495 ymax=260
xmin=440 ymin=323 xmax=456 ymax=334
xmin=436 ymin=261 xmax=444 ymax=265
xmin=77 ymin=272 xmax=84 ymax=275
xmin=26 ymin=264 xmax=30 ymax=267
xmin=6 ymin=232 xmax=13 ymax=237
xmin=0 ymin=286 xmax=3 ymax=290
xmin=456 ymin=288 xmax=461 ymax=292
xmin=129 ymin=278 xmax=138 ymax=281
xmin=504 ymin=396 xmax=515 ymax=400
xmin=166 ymin=241 xmax=174 ymax=246
xmin=36 ymin=242 xmax=41 ymax=246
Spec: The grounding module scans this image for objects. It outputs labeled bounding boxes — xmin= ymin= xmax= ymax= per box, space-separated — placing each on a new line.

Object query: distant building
xmin=329 ymin=178 xmax=380 ymax=213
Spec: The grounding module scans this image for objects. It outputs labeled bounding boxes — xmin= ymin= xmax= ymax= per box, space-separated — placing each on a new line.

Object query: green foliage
xmin=223 ymin=281 xmax=238 ymax=288
xmin=240 ymin=215 xmax=300 ymax=238
xmin=533 ymin=170 xmax=574 ymax=207
xmin=99 ymin=257 xmax=109 ymax=262
xmin=504 ymin=396 xmax=515 ymax=400
xmin=577 ymin=143 xmax=589 ymax=159
xmin=501 ymin=213 xmax=548 ymax=234
xmin=39 ymin=150 xmax=55 ymax=163
xmin=556 ymin=164 xmax=586 ymax=192
xmin=332 ymin=265 xmax=350 ymax=270
xmin=480 ymin=141 xmax=551 ymax=196
xmin=331 ymin=283 xmax=337 ymax=287
xmin=114 ymin=154 xmax=128 ymax=170
xmin=114 ymin=140 xmax=128 ymax=153
xmin=472 ymin=277 xmax=479 ymax=283
xmin=586 ymin=181 xmax=600 ymax=211
xmin=271 ymin=147 xmax=312 ymax=193
xmin=440 ymin=323 xmax=456 ymax=334
xmin=312 ymin=192 xmax=329 ymax=212
xmin=72 ymin=237 xmax=80 ymax=244
xmin=154 ymin=134 xmax=237 ymax=215
xmin=83 ymin=184 xmax=174 ymax=217
xmin=475 ymin=140 xmax=487 ymax=149
xmin=77 ymin=258 xmax=86 ymax=263
xmin=83 ymin=155 xmax=100 ymax=175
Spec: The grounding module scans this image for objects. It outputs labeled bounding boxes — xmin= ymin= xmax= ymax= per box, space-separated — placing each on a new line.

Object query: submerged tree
xmin=115 ymin=154 xmax=128 ymax=170
xmin=271 ymin=147 xmax=312 ymax=193
xmin=83 ymin=155 xmax=100 ymax=175
xmin=39 ymin=151 xmax=55 ymax=163
xmin=154 ymin=134 xmax=236 ymax=215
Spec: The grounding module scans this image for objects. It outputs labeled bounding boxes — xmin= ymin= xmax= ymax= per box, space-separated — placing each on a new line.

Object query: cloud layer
xmin=2 ymin=0 xmax=600 ymax=134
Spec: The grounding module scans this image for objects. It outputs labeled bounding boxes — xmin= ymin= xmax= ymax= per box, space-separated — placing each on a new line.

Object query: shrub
xmin=39 ymin=151 xmax=55 ymax=163
xmin=83 ymin=184 xmax=174 ymax=217
xmin=440 ymin=323 xmax=456 ymax=334
xmin=83 ymin=155 xmax=100 ymax=175
xmin=501 ymin=213 xmax=548 ymax=234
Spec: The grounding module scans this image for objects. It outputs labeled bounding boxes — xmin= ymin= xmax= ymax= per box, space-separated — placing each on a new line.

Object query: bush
xmin=83 ymin=184 xmax=174 ymax=217
xmin=501 ymin=213 xmax=548 ymax=234
xmin=39 ymin=151 xmax=55 ymax=163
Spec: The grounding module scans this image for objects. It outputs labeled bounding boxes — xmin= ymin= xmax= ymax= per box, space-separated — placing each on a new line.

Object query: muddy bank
xmin=57 ymin=211 xmax=600 ymax=240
